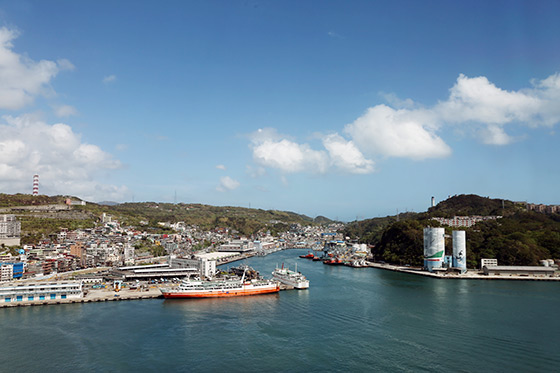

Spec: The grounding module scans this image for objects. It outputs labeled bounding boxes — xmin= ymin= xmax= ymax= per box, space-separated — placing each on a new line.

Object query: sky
xmin=0 ymin=0 xmax=559 ymax=221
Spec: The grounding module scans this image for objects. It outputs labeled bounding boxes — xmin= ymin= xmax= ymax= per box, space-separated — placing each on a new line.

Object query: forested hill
xmin=343 ymin=195 xmax=560 ymax=268
xmin=428 ymin=194 xmax=523 ymax=217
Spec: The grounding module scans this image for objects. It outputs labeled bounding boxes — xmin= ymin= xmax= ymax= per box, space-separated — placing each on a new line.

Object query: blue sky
xmin=0 ymin=0 xmax=559 ymax=221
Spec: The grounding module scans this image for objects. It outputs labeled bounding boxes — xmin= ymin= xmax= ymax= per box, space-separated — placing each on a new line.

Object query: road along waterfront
xmin=1 ymin=249 xmax=559 ymax=372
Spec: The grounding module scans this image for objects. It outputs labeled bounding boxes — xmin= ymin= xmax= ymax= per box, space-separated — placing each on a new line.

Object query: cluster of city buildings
xmin=527 ymin=203 xmax=560 ymax=214
xmin=0 ymin=212 xmax=341 ymax=284
xmin=431 ymin=215 xmax=502 ymax=228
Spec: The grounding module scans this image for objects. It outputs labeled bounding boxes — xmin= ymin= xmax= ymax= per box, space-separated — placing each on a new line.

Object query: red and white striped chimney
xmin=33 ymin=174 xmax=39 ymax=196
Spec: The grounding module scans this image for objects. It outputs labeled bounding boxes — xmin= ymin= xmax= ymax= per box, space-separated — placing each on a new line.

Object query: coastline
xmin=366 ymin=261 xmax=560 ymax=281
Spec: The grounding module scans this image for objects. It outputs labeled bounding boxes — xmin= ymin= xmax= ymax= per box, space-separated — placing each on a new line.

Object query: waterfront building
xmin=1 ymin=264 xmax=13 ymax=282
xmin=481 ymin=258 xmax=498 ymax=269
xmin=0 ymin=281 xmax=83 ymax=303
xmin=0 ymin=262 xmax=23 ymax=280
xmin=483 ymin=266 xmax=556 ymax=277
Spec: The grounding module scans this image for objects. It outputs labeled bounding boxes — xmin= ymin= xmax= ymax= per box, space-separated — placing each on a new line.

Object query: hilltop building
xmin=432 ymin=215 xmax=501 ymax=228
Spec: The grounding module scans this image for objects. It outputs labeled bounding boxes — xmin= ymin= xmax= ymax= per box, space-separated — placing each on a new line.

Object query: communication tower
xmin=32 ymin=174 xmax=39 ymax=196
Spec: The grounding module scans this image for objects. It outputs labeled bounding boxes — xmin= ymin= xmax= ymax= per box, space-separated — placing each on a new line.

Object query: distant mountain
xmin=313 ymin=215 xmax=335 ymax=224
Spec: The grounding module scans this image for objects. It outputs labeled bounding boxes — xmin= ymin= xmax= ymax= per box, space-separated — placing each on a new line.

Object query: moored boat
xmin=299 ymin=252 xmax=314 ymax=259
xmin=272 ymin=264 xmax=309 ymax=289
xmin=160 ymin=270 xmax=279 ymax=298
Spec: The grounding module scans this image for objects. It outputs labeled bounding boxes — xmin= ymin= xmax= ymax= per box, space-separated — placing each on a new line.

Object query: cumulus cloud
xmin=249 ymin=128 xmax=373 ymax=174
xmin=0 ymin=27 xmax=73 ymax=110
xmin=435 ymin=74 xmax=542 ymax=125
xmin=217 ymin=176 xmax=240 ymax=192
xmin=478 ymin=125 xmax=513 ymax=145
xmin=249 ymin=72 xmax=560 ymax=175
xmin=103 ymin=74 xmax=116 ymax=84
xmin=252 ymin=138 xmax=329 ymax=174
xmin=349 ymin=73 xmax=560 ymax=152
xmin=250 ymin=128 xmax=328 ymax=173
xmin=54 ymin=104 xmax=78 ymax=117
xmin=216 ymin=164 xmax=226 ymax=170
xmin=0 ymin=114 xmax=127 ymax=201
xmin=344 ymin=105 xmax=452 ymax=160
xmin=322 ymin=134 xmax=374 ymax=173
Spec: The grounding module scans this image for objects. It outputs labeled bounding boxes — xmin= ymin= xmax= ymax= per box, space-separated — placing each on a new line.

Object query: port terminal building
xmin=109 ymin=257 xmax=217 ymax=281
xmin=0 ymin=281 xmax=83 ymax=303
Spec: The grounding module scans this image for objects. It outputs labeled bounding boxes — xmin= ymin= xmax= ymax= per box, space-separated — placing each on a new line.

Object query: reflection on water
xmin=1 ymin=249 xmax=559 ymax=372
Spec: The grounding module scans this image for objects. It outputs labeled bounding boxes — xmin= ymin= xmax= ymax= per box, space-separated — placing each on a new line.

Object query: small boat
xmin=299 ymin=252 xmax=314 ymax=259
xmin=323 ymin=257 xmax=343 ymax=265
xmin=312 ymin=256 xmax=322 ymax=261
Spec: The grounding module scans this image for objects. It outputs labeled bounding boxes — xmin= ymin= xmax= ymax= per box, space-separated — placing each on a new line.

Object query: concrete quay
xmin=1 ymin=281 xmax=296 ymax=309
xmin=366 ymin=261 xmax=560 ymax=281
xmin=0 ymin=287 xmax=163 ymax=309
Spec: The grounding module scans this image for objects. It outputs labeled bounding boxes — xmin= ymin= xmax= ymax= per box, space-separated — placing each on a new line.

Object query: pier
xmin=366 ymin=261 xmax=560 ymax=281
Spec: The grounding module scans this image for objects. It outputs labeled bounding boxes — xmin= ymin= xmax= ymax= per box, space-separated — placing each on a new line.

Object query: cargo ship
xmin=272 ymin=264 xmax=309 ymax=289
xmin=160 ymin=270 xmax=280 ymax=299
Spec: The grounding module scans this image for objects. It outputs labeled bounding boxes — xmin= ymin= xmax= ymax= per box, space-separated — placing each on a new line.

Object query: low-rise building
xmin=483 ymin=266 xmax=556 ymax=277
xmin=0 ymin=281 xmax=83 ymax=303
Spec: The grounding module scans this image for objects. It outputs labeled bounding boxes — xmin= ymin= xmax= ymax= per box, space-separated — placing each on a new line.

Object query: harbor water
xmin=1 ymin=249 xmax=559 ymax=372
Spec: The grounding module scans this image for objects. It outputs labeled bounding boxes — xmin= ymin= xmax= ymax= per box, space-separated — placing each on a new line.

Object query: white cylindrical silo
xmin=424 ymin=227 xmax=445 ymax=271
xmin=452 ymin=230 xmax=466 ymax=270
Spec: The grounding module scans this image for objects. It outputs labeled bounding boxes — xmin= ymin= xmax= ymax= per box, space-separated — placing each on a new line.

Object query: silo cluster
xmin=424 ymin=227 xmax=468 ymax=272
xmin=423 ymin=227 xmax=445 ymax=271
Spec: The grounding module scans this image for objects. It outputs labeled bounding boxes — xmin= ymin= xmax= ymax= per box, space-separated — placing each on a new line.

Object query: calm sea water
xmin=1 ymin=249 xmax=559 ymax=372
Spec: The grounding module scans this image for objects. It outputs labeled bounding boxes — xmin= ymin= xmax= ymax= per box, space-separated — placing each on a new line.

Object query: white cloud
xmin=216 ymin=164 xmax=226 ymax=170
xmin=249 ymin=128 xmax=373 ymax=175
xmin=322 ymin=134 xmax=374 ymax=173
xmin=380 ymin=92 xmax=416 ymax=109
xmin=250 ymin=128 xmax=329 ymax=174
xmin=345 ymin=105 xmax=452 ymax=160
xmin=0 ymin=27 xmax=73 ymax=110
xmin=478 ymin=125 xmax=513 ymax=145
xmin=249 ymin=72 xmax=560 ymax=175
xmin=435 ymin=74 xmax=542 ymax=125
xmin=103 ymin=75 xmax=116 ymax=84
xmin=217 ymin=176 xmax=240 ymax=192
xmin=0 ymin=114 xmax=127 ymax=201
xmin=54 ymin=105 xmax=78 ymax=117
xmin=252 ymin=138 xmax=328 ymax=174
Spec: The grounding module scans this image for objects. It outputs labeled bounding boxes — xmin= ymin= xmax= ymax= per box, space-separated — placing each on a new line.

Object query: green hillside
xmin=344 ymin=195 xmax=560 ymax=267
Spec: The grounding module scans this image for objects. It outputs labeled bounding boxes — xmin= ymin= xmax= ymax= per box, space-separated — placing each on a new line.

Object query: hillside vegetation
xmin=0 ymin=194 xmax=331 ymax=243
xmin=344 ymin=194 xmax=560 ymax=267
